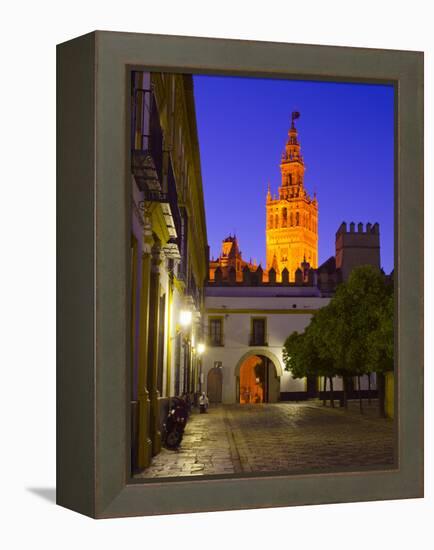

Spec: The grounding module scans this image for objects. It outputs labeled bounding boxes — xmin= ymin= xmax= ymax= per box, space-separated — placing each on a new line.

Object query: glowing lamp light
xmin=197 ymin=343 xmax=206 ymax=355
xmin=179 ymin=309 xmax=192 ymax=327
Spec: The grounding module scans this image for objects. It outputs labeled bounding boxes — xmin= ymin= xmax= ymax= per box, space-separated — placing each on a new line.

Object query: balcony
xmin=207 ymin=337 xmax=224 ymax=347
xmin=133 ymin=151 xmax=181 ymax=257
xmin=249 ymin=319 xmax=268 ymax=346
xmin=131 ymin=85 xmax=183 ymax=260
xmin=132 ymin=87 xmax=164 ymax=187
xmin=249 ymin=336 xmax=268 ymax=347
xmin=185 ymin=272 xmax=201 ymax=312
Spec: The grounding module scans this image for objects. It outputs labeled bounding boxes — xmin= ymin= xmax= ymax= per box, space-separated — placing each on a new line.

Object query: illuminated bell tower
xmin=266 ymin=112 xmax=318 ymax=281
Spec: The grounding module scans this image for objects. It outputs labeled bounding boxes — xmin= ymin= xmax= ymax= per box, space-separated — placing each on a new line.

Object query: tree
xmin=283 ymin=314 xmax=339 ymax=407
xmin=320 ymin=265 xmax=393 ymax=413
xmin=283 ymin=265 xmax=394 ymax=415
xmin=307 ymin=306 xmax=341 ymax=406
xmin=283 ymin=331 xmax=310 ymax=380
xmin=366 ymin=288 xmax=394 ymax=416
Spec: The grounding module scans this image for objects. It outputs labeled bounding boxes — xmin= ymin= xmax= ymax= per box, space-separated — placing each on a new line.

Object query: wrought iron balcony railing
xmin=132 ymin=87 xmax=164 ymax=185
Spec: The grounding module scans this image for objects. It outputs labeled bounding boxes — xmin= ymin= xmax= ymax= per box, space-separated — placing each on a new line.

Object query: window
xmin=209 ymin=318 xmax=223 ymax=346
xmin=250 ymin=318 xmax=267 ymax=346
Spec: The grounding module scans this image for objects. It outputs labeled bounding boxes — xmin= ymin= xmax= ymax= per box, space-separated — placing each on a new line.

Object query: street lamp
xmin=179 ymin=309 xmax=192 ymax=328
xmin=197 ymin=342 xmax=206 ymax=355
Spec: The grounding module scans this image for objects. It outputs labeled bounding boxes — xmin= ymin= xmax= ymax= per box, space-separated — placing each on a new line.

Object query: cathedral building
xmin=209 ymin=235 xmax=256 ymax=283
xmin=266 ymin=113 xmax=318 ymax=281
xmin=210 ymin=113 xmax=319 ymax=283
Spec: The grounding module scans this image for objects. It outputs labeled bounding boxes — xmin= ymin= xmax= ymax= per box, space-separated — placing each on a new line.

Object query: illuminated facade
xmin=266 ymin=114 xmax=318 ymax=281
xmin=209 ymin=235 xmax=256 ymax=283
xmin=204 ymin=221 xmax=384 ymax=405
xmin=203 ymin=286 xmax=334 ymax=404
xmin=131 ymin=71 xmax=208 ymax=472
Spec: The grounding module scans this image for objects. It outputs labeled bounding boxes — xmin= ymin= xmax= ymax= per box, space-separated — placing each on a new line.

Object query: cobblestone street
xmin=135 ymin=402 xmax=395 ymax=479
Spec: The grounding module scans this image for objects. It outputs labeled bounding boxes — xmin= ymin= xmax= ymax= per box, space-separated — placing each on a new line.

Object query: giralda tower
xmin=266 ymin=112 xmax=318 ymax=281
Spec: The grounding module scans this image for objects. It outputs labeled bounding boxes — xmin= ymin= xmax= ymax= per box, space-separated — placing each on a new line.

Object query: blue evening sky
xmin=193 ymin=75 xmax=394 ymax=274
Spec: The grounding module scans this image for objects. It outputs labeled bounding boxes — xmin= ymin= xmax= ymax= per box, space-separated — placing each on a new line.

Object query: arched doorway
xmin=207 ymin=367 xmax=223 ymax=403
xmin=237 ymin=354 xmax=280 ymax=404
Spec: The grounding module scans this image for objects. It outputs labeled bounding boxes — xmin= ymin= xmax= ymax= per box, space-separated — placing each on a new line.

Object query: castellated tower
xmin=266 ymin=113 xmax=318 ymax=281
xmin=335 ymin=221 xmax=380 ymax=281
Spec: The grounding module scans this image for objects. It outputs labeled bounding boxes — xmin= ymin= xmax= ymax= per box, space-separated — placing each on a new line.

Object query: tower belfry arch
xmin=266 ymin=112 xmax=318 ymax=281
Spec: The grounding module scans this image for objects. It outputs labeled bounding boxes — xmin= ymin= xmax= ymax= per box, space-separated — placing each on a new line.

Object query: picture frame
xmin=57 ymin=31 xmax=423 ymax=518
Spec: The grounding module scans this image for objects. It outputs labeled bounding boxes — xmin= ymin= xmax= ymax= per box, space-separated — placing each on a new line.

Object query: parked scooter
xmin=164 ymin=396 xmax=189 ymax=450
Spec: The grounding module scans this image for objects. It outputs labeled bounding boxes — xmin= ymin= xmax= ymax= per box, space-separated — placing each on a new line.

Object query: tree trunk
xmin=322 ymin=376 xmax=327 ymax=406
xmin=368 ymin=373 xmax=372 ymax=404
xmin=342 ymin=377 xmax=349 ymax=409
xmin=329 ymin=377 xmax=334 ymax=407
xmin=358 ymin=375 xmax=363 ymax=414
xmin=377 ymin=372 xmax=386 ymax=418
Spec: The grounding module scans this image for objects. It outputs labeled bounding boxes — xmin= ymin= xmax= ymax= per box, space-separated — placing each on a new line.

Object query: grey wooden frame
xmin=57 ymin=31 xmax=423 ymax=519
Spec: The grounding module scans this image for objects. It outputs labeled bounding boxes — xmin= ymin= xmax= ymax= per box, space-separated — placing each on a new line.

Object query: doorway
xmin=238 ymin=355 xmax=279 ymax=404
xmin=207 ymin=366 xmax=223 ymax=403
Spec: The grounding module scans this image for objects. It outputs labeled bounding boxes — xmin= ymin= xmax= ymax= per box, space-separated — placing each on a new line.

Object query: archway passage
xmin=207 ymin=366 xmax=223 ymax=403
xmin=239 ymin=355 xmax=279 ymax=404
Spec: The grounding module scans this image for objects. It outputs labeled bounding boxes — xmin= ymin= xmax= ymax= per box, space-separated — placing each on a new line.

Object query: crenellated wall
xmin=335 ymin=221 xmax=380 ymax=281
xmin=210 ymin=264 xmax=319 ymax=287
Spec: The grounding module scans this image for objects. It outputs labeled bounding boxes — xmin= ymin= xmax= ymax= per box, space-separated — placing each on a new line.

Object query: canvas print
xmin=130 ymin=71 xmax=395 ymax=480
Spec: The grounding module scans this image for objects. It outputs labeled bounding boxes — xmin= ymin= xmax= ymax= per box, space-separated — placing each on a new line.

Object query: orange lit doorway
xmin=239 ymin=355 xmax=278 ymax=404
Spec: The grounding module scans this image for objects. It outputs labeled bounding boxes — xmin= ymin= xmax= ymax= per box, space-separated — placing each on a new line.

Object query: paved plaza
xmin=135 ymin=402 xmax=395 ymax=479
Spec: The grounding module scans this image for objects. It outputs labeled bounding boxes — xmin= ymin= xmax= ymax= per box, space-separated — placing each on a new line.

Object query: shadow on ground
xmin=27 ymin=488 xmax=56 ymax=504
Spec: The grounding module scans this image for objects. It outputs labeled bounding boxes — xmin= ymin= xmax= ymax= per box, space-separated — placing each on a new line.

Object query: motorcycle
xmin=164 ymin=396 xmax=189 ymax=450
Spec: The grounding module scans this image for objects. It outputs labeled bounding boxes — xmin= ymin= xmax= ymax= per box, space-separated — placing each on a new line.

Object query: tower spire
xmin=265 ymin=111 xmax=318 ymax=281
xmin=280 ymin=110 xmax=304 ymax=192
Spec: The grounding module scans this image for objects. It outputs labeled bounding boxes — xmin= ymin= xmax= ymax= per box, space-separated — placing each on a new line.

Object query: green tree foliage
xmin=283 ymin=265 xmax=394 ymax=414
xmin=282 ymin=331 xmax=309 ymax=380
xmin=366 ymin=289 xmax=394 ymax=372
xmin=283 ymin=309 xmax=339 ymax=406
xmin=339 ymin=266 xmax=392 ymax=373
xmin=365 ymin=286 xmax=394 ymax=416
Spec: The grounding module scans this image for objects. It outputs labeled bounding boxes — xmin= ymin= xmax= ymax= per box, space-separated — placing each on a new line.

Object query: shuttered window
xmin=209 ymin=318 xmax=223 ymax=346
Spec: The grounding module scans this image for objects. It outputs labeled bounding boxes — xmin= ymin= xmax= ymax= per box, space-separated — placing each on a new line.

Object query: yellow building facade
xmin=266 ymin=114 xmax=318 ymax=281
xmin=131 ymin=71 xmax=208 ymax=472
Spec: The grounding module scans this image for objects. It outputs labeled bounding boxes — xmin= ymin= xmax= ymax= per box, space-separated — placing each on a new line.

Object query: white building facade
xmin=202 ymin=285 xmax=341 ymax=404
